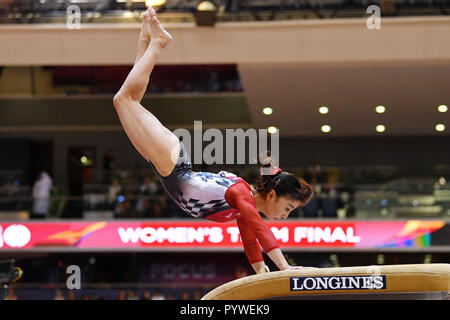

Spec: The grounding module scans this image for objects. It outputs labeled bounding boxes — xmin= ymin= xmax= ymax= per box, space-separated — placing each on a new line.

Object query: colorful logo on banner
xmin=0 ymin=220 xmax=446 ymax=250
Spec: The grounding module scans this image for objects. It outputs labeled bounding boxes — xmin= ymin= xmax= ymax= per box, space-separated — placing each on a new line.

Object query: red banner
xmin=0 ymin=220 xmax=446 ymax=250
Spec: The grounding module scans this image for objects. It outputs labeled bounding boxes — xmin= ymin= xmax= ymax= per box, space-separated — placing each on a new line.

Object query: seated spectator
xmin=193 ymin=290 xmax=202 ymax=300
xmin=181 ymin=291 xmax=190 ymax=300
xmin=123 ymin=177 xmax=137 ymax=209
xmin=324 ymin=177 xmax=338 ymax=199
xmin=118 ymin=290 xmax=126 ymax=300
xmin=68 ymin=291 xmax=76 ymax=300
xmin=306 ymin=160 xmax=322 ymax=181
xmin=6 ymin=288 xmax=18 ymax=300
xmin=302 ymin=177 xmax=321 ymax=218
xmin=322 ymin=177 xmax=338 ymax=218
xmin=136 ymin=176 xmax=158 ymax=216
xmin=153 ymin=200 xmax=165 ymax=219
xmin=107 ymin=178 xmax=122 ymax=209
xmin=116 ymin=164 xmax=130 ymax=181
xmin=54 ymin=289 xmax=65 ymax=300
xmin=127 ymin=290 xmax=139 ymax=300
xmin=310 ymin=177 xmax=322 ymax=196
xmin=115 ymin=199 xmax=133 ymax=219
xmin=0 ymin=180 xmax=20 ymax=197
xmin=151 ymin=289 xmax=166 ymax=300
xmin=167 ymin=293 xmax=176 ymax=300
xmin=139 ymin=198 xmax=153 ymax=218
xmin=141 ymin=176 xmax=158 ymax=194
xmin=142 ymin=290 xmax=152 ymax=300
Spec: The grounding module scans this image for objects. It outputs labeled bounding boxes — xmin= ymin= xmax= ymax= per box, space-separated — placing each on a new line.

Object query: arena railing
xmin=0 ymin=179 xmax=449 ymax=220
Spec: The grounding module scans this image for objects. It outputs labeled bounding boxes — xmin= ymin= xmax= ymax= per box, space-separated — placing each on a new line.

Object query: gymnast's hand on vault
xmin=286 ymin=266 xmax=319 ymax=271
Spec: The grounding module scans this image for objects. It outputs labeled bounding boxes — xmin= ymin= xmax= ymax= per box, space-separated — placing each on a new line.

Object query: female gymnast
xmin=113 ymin=7 xmax=314 ymax=274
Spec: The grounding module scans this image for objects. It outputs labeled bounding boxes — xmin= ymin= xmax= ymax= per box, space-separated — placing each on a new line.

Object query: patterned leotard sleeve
xmin=224 ymin=182 xmax=280 ymax=264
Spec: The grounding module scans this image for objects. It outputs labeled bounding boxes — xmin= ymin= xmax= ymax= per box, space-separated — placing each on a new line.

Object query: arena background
xmin=0 ymin=0 xmax=449 ymax=300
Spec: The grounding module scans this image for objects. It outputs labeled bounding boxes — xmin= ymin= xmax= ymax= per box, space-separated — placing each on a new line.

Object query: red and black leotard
xmin=149 ymin=142 xmax=279 ymax=264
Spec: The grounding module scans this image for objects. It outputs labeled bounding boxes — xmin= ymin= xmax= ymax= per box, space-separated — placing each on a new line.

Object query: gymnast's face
xmin=262 ymin=190 xmax=301 ymax=221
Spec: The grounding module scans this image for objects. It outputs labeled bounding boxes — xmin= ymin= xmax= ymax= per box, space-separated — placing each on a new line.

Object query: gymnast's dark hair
xmin=254 ymin=157 xmax=313 ymax=206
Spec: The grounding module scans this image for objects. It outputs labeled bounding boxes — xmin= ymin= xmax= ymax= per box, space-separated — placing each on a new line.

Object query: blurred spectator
xmin=117 ymin=164 xmax=130 ymax=181
xmin=324 ymin=177 xmax=338 ymax=199
xmin=123 ymin=177 xmax=136 ymax=197
xmin=123 ymin=177 xmax=137 ymax=211
xmin=138 ymin=176 xmax=158 ymax=198
xmin=54 ymin=289 xmax=65 ymax=300
xmin=82 ymin=294 xmax=90 ymax=300
xmin=151 ymin=289 xmax=166 ymax=300
xmin=6 ymin=288 xmax=18 ymax=300
xmin=91 ymin=293 xmax=99 ymax=300
xmin=118 ymin=290 xmax=126 ymax=300
xmin=234 ymin=265 xmax=248 ymax=279
xmin=181 ymin=292 xmax=190 ymax=300
xmin=322 ymin=177 xmax=338 ymax=218
xmin=310 ymin=177 xmax=322 ymax=196
xmin=167 ymin=294 xmax=176 ymax=300
xmin=303 ymin=177 xmax=321 ymax=218
xmin=138 ymin=198 xmax=153 ymax=218
xmin=31 ymin=171 xmax=53 ymax=219
xmin=68 ymin=291 xmax=76 ymax=300
xmin=153 ymin=202 xmax=163 ymax=219
xmin=193 ymin=290 xmax=202 ymax=300
xmin=127 ymin=290 xmax=139 ymax=300
xmin=115 ymin=199 xmax=133 ymax=218
xmin=307 ymin=160 xmax=326 ymax=183
xmin=0 ymin=180 xmax=21 ymax=211
xmin=142 ymin=290 xmax=152 ymax=300
xmin=136 ymin=176 xmax=158 ymax=216
xmin=132 ymin=161 xmax=145 ymax=181
xmin=107 ymin=178 xmax=122 ymax=208
xmin=0 ymin=180 xmax=20 ymax=197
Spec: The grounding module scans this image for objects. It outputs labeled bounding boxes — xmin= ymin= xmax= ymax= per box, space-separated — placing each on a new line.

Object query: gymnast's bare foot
xmin=140 ymin=8 xmax=152 ymax=42
xmin=148 ymin=6 xmax=173 ymax=48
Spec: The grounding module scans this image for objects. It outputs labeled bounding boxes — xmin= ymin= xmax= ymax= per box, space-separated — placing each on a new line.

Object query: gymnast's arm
xmin=237 ymin=217 xmax=290 ymax=273
xmin=225 ymin=183 xmax=291 ymax=272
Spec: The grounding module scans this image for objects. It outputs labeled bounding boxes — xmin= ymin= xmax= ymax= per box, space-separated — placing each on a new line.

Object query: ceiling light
xmin=262 ymin=107 xmax=273 ymax=115
xmin=376 ymin=125 xmax=386 ymax=133
xmin=267 ymin=126 xmax=278 ymax=134
xmin=375 ymin=105 xmax=386 ymax=114
xmin=437 ymin=105 xmax=448 ymax=113
xmin=318 ymin=106 xmax=329 ymax=114
xmin=435 ymin=124 xmax=446 ymax=132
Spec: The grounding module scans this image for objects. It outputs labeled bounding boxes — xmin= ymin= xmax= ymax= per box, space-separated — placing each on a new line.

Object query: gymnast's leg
xmin=113 ymin=7 xmax=179 ymax=177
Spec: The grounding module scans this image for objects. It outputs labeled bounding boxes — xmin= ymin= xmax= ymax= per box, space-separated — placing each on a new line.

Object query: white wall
xmin=1 ymin=16 xmax=449 ymax=65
